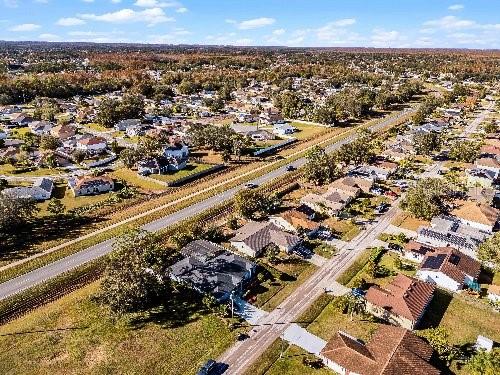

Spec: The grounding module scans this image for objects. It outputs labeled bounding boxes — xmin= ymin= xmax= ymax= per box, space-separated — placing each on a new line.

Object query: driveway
xmin=233 ymin=296 xmax=268 ymax=325
xmin=281 ymin=323 xmax=327 ymax=355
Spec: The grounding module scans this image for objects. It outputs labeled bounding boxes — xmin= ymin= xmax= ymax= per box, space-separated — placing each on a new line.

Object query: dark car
xmin=285 ymin=165 xmax=296 ymax=172
xmin=375 ymin=203 xmax=389 ymax=214
xmin=197 ymin=359 xmax=217 ymax=375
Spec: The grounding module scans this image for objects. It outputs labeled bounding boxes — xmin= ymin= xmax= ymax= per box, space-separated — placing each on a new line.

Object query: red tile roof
xmin=321 ymin=325 xmax=440 ymax=375
xmin=366 ymin=274 xmax=435 ymax=322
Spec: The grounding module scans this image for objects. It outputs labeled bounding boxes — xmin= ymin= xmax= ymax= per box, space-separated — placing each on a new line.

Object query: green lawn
xmin=290 ymin=122 xmax=329 ymax=140
xmin=324 ymin=218 xmax=361 ymax=241
xmin=150 ymin=163 xmax=213 ymax=183
xmin=111 ymin=168 xmax=166 ymax=191
xmin=247 ymin=260 xmax=316 ymax=312
xmin=0 ymin=164 xmax=65 ymax=177
xmin=265 ymin=344 xmax=331 ymax=375
xmin=85 ymin=123 xmax=110 ymax=132
xmin=0 ymin=282 xmax=237 ymax=375
xmin=418 ymin=290 xmax=500 ymax=346
xmin=37 ymin=183 xmax=112 ymax=215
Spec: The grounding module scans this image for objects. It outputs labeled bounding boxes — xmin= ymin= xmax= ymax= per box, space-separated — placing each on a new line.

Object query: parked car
xmin=244 ymin=182 xmax=258 ymax=189
xmin=385 ymin=190 xmax=398 ymax=198
xmin=197 ymin=359 xmax=217 ymax=375
xmin=285 ymin=165 xmax=296 ymax=172
xmin=370 ymin=187 xmax=385 ymax=196
xmin=375 ymin=203 xmax=389 ymax=214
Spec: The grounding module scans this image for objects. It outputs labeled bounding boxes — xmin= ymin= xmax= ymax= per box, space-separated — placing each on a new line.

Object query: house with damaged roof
xmin=319 ymin=325 xmax=440 ymax=375
xmin=230 ymin=221 xmax=301 ymax=257
xmin=365 ymin=274 xmax=435 ymax=330
xmin=169 ymin=240 xmax=256 ymax=302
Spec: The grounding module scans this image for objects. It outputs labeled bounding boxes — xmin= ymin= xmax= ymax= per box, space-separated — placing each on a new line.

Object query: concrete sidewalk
xmin=282 ymin=324 xmax=327 ymax=355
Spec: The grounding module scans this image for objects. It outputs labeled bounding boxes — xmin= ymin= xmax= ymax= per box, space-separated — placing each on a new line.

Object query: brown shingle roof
xmin=321 ymin=325 xmax=440 ymax=375
xmin=451 ymin=200 xmax=499 ymax=227
xmin=231 ymin=221 xmax=301 ymax=253
xmin=419 ymin=247 xmax=481 ymax=283
xmin=366 ymin=274 xmax=435 ymax=322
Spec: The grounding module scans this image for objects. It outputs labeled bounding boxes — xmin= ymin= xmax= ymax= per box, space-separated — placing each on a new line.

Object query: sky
xmin=0 ymin=0 xmax=499 ymax=48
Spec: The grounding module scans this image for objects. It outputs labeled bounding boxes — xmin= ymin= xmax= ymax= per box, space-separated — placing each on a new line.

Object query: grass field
xmin=150 ymin=163 xmax=213 ymax=183
xmin=0 ymin=164 xmax=65 ymax=177
xmin=0 ymin=282 xmax=236 ymax=375
xmin=324 ymin=218 xmax=361 ymax=241
xmin=111 ymin=167 xmax=167 ymax=191
xmin=290 ymin=122 xmax=329 ymax=140
xmin=85 ymin=123 xmax=110 ymax=132
xmin=248 ymin=260 xmax=316 ymax=312
xmin=37 ymin=183 xmax=112 ymax=215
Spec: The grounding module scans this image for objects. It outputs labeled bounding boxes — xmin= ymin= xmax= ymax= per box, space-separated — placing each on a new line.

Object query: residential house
xmin=259 ymin=109 xmax=284 ymax=125
xmin=28 ymin=120 xmax=54 ymax=135
xmin=365 ymin=274 xmax=435 ymax=330
xmin=269 ymin=208 xmax=320 ymax=235
xmin=1 ymin=177 xmax=53 ymax=201
xmin=320 ymin=325 xmax=440 ymax=375
xmin=402 ymin=241 xmax=438 ymax=264
xmin=349 ymin=164 xmax=394 ymax=181
xmin=137 ymin=155 xmax=187 ymax=175
xmin=163 ymin=143 xmax=189 ymax=160
xmin=114 ymin=118 xmax=141 ymax=131
xmin=236 ymin=112 xmax=256 ymax=123
xmin=0 ymin=146 xmax=18 ymax=160
xmin=273 ymin=123 xmax=296 ymax=136
xmin=50 ymin=124 xmax=76 ymax=140
xmin=466 ymin=168 xmax=498 ymax=189
xmin=451 ymin=200 xmax=499 ymax=233
xmin=169 ymin=240 xmax=256 ymax=302
xmin=126 ymin=124 xmax=150 ymax=137
xmin=68 ymin=175 xmax=114 ymax=197
xmin=416 ymin=216 xmax=489 ymax=258
xmin=230 ymin=221 xmax=301 ymax=257
xmin=300 ymin=182 xmax=361 ymax=217
xmin=230 ymin=124 xmax=275 ymax=141
xmin=330 ymin=176 xmax=374 ymax=194
xmin=76 ymin=136 xmax=107 ymax=153
xmin=475 ymin=157 xmax=500 ymax=177
xmin=8 ymin=113 xmax=33 ymax=128
xmin=416 ymin=247 xmax=481 ymax=292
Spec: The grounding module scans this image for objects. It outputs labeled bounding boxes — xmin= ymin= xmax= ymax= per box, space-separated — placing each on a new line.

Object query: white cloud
xmin=225 ymin=19 xmax=236 ymax=24
xmin=134 ymin=0 xmax=178 ymax=7
xmin=331 ymin=18 xmax=356 ymax=27
xmin=448 ymin=4 xmax=464 ymax=11
xmin=176 ymin=7 xmax=187 ymax=13
xmin=423 ymin=15 xmax=476 ymax=30
xmin=272 ymin=28 xmax=285 ymax=36
xmin=238 ymin=17 xmax=275 ymax=30
xmin=9 ymin=23 xmax=41 ymax=32
xmin=2 ymin=0 xmax=18 ymax=7
xmin=38 ymin=33 xmax=60 ymax=41
xmin=371 ymin=28 xmax=406 ymax=47
xmin=34 ymin=0 xmax=49 ymax=4
xmin=82 ymin=0 xmax=95 ymax=3
xmin=111 ymin=0 xmax=122 ymax=3
xmin=80 ymin=7 xmax=174 ymax=26
xmin=314 ymin=18 xmax=358 ymax=43
xmin=56 ymin=17 xmax=86 ymax=26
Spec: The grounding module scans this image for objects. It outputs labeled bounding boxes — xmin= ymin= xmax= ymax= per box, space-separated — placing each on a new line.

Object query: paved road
xmin=218 ymin=201 xmax=402 ymax=374
xmin=0 ymin=109 xmax=412 ymax=301
xmin=462 ymin=103 xmax=493 ymax=135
